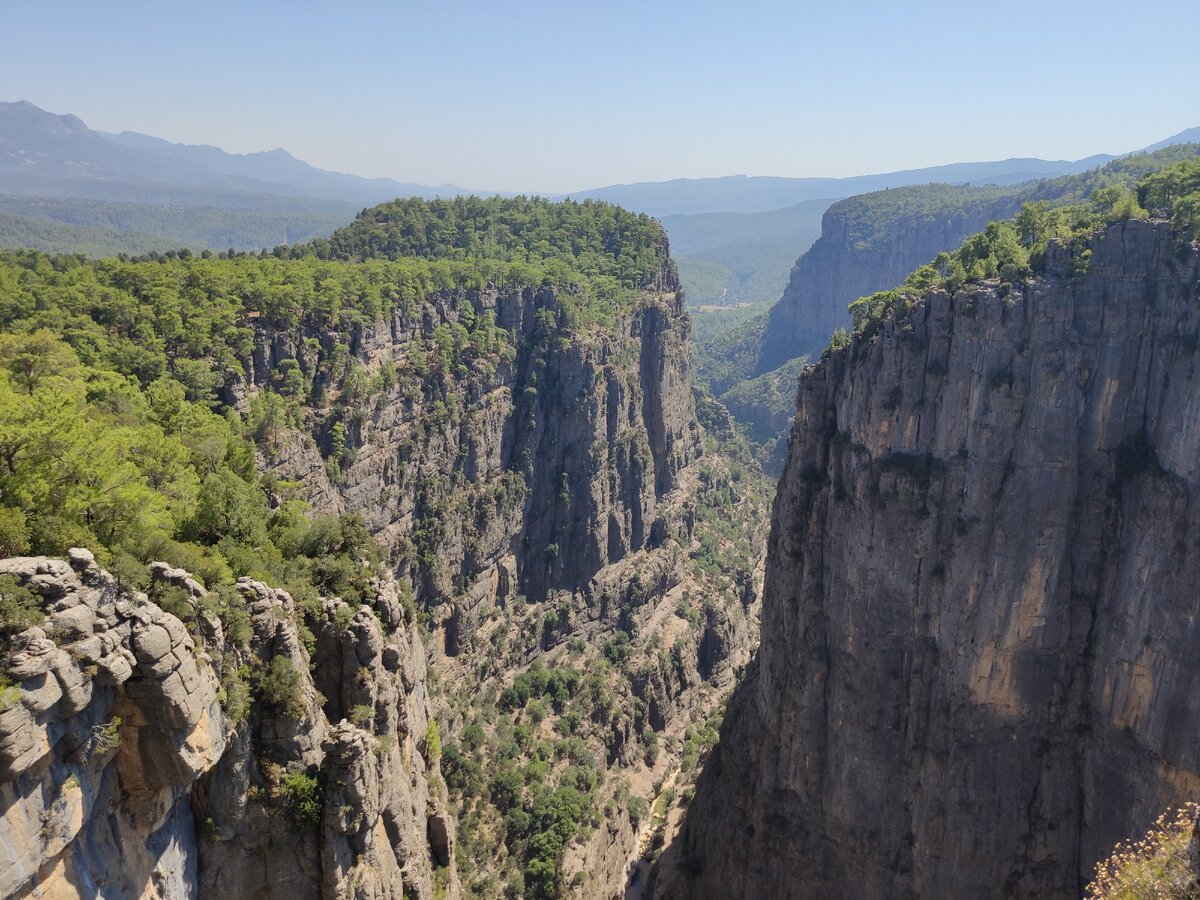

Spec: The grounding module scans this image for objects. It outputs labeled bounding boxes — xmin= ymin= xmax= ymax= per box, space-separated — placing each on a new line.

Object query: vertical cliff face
xmin=217 ymin=252 xmax=759 ymax=897
xmin=248 ymin=276 xmax=701 ymax=626
xmin=661 ymin=219 xmax=1200 ymax=898
xmin=755 ymin=192 xmax=1022 ymax=375
xmin=0 ymin=553 xmax=457 ymax=900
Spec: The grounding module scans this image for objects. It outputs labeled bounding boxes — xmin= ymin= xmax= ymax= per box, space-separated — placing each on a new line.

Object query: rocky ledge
xmin=0 ymin=551 xmax=457 ymax=899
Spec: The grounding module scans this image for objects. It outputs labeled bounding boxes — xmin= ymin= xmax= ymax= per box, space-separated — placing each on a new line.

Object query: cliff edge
xmin=659 ymin=217 xmax=1200 ymax=898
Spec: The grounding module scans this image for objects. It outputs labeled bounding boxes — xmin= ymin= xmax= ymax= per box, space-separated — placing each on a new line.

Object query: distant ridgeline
xmin=695 ymin=144 xmax=1200 ymax=472
xmin=0 ymin=196 xmax=673 ymax=616
xmin=756 ymin=142 xmax=1200 ymax=373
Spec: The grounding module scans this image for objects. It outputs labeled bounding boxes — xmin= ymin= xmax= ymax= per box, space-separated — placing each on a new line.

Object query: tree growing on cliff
xmin=1087 ymin=804 xmax=1200 ymax=899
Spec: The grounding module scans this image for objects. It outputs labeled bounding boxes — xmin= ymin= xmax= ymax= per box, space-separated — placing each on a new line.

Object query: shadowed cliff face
xmin=243 ymin=278 xmax=701 ymax=627
xmin=659 ymin=219 xmax=1200 ymax=899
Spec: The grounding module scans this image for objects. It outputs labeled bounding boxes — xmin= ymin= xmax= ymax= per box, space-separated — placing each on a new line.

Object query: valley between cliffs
xmin=0 ymin=198 xmax=768 ymax=899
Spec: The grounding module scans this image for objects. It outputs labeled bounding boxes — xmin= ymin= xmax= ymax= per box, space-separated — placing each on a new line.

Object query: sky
xmin=2 ymin=0 xmax=1198 ymax=194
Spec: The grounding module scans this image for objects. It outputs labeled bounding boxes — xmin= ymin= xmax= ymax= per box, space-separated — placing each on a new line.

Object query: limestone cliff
xmin=238 ymin=275 xmax=701 ymax=619
xmin=230 ymin=273 xmax=761 ymax=898
xmin=0 ymin=552 xmax=456 ymax=899
xmin=660 ymin=218 xmax=1200 ymax=898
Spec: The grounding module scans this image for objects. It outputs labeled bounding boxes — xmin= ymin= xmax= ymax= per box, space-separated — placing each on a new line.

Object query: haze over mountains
xmin=0 ymin=100 xmax=471 ymax=205
xmin=3 ymin=99 xmax=1197 ymax=287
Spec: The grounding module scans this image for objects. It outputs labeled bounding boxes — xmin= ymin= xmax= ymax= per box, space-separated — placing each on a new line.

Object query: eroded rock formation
xmin=0 ymin=552 xmax=456 ymax=899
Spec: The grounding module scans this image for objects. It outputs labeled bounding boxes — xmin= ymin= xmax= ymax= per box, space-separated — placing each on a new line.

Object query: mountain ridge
xmin=0 ymin=100 xmax=469 ymax=204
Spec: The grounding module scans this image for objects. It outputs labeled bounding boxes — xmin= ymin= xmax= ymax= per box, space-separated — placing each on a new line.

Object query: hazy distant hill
xmin=664 ymin=198 xmax=831 ymax=305
xmin=0 ymin=194 xmax=355 ymax=254
xmin=0 ymin=100 xmax=468 ymax=205
xmin=1142 ymin=126 xmax=1200 ymax=152
xmin=0 ymin=100 xmax=471 ymax=254
xmin=567 ymin=157 xmax=1113 ymax=217
xmin=100 ymin=129 xmax=467 ymax=206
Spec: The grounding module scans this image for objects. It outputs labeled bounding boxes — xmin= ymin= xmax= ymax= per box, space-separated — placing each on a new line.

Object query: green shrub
xmin=279 ymin=770 xmax=323 ymax=827
xmin=255 ymin=655 xmax=305 ymax=719
xmin=628 ymin=794 xmax=649 ymax=827
xmin=0 ymin=507 xmax=30 ymax=557
xmin=220 ymin=664 xmax=252 ymax=724
xmin=0 ymin=575 xmax=40 ymax=635
xmin=424 ymin=719 xmax=442 ymax=762
xmin=350 ymin=704 xmax=374 ymax=729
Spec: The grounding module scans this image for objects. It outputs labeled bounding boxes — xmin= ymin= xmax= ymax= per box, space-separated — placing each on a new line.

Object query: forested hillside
xmin=0 ymin=195 xmax=768 ymax=899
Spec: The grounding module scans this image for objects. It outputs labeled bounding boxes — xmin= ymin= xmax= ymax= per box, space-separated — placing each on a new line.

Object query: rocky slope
xmin=0 ymin=551 xmax=457 ymax=900
xmin=658 ymin=217 xmax=1200 ymax=898
xmin=239 ymin=264 xmax=764 ymax=897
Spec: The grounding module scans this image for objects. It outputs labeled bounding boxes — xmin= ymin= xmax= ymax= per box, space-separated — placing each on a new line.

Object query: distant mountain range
xmin=1 ymin=99 xmax=1196 ymax=293
xmin=0 ymin=100 xmax=470 ymax=206
xmin=566 ymin=157 xmax=1117 ymax=217
xmin=594 ymin=127 xmax=1200 ymax=304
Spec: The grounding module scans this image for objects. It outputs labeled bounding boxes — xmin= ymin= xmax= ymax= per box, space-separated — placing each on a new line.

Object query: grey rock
xmin=666 ymin=220 xmax=1200 ymax=899
xmin=131 ymin=622 xmax=173 ymax=663
xmin=19 ymin=671 xmax=62 ymax=715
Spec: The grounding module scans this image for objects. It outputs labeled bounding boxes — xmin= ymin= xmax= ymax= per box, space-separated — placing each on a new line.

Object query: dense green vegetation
xmin=674 ymin=256 xmax=736 ymax=306
xmin=0 ymin=211 xmax=178 ymax=258
xmin=688 ymin=304 xmax=769 ymax=396
xmin=844 ymin=157 xmax=1200 ymax=345
xmin=834 ymin=183 xmax=1019 ymax=253
xmin=313 ymin=195 xmax=670 ymax=291
xmin=0 ymin=196 xmax=675 ymax=635
xmin=0 ymin=312 xmax=387 ymax=634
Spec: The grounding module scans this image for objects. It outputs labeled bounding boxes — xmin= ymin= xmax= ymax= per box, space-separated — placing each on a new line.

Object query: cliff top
xmin=836 ymin=155 xmax=1200 ymax=351
xmin=311 ymin=195 xmax=675 ymax=292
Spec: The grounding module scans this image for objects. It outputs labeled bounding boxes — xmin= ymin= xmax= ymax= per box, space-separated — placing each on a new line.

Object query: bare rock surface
xmin=1 ymin=555 xmax=457 ymax=900
xmin=662 ymin=221 xmax=1200 ymax=898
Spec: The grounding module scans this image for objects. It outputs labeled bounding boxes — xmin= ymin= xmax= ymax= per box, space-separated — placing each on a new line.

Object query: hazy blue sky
xmin=3 ymin=0 xmax=1197 ymax=193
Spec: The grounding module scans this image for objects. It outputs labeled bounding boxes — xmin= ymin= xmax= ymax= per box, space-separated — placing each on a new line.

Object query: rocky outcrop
xmin=661 ymin=219 xmax=1200 ymax=898
xmin=0 ymin=554 xmax=456 ymax=899
xmin=0 ymin=550 xmax=224 ymax=899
